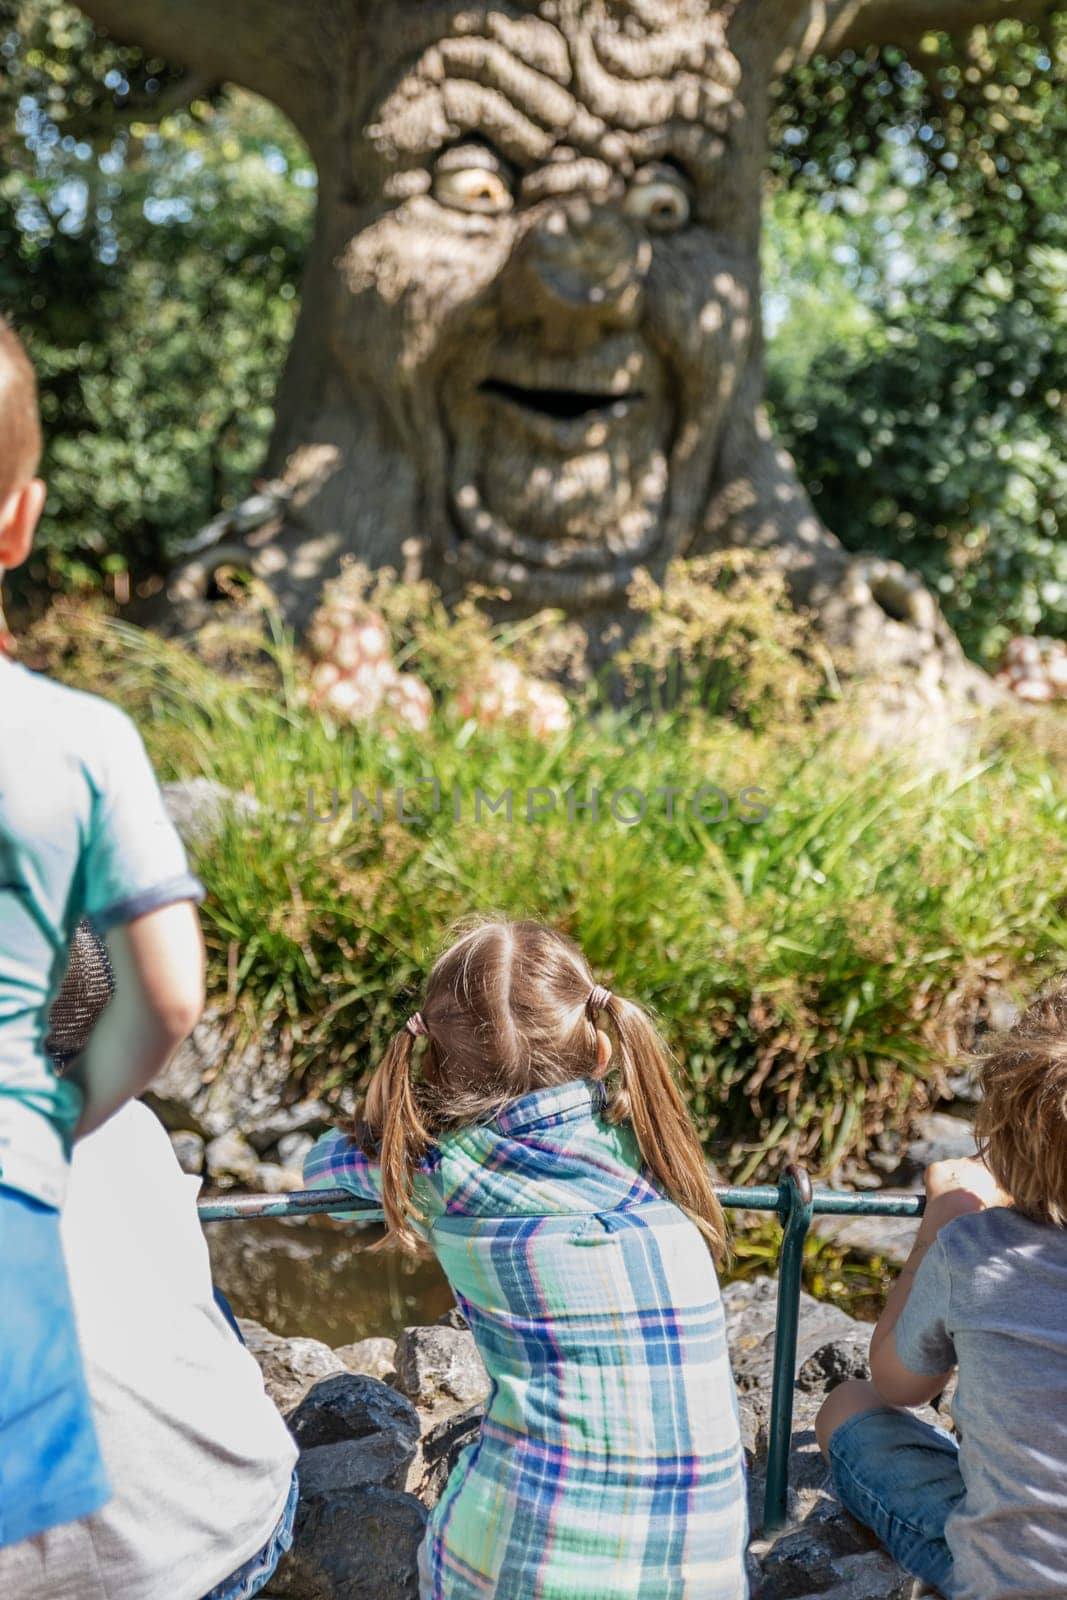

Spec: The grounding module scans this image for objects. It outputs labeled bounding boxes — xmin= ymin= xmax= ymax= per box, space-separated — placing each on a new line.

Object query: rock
xmin=335 ymin=1337 xmax=398 ymax=1383
xmin=435 ymin=1306 xmax=469 ymax=1331
xmin=296 ymin=1437 xmax=415 ymax=1497
xmin=904 ymin=1112 xmax=977 ymax=1173
xmin=254 ymin=1161 xmax=306 ymax=1194
xmin=288 ymin=1375 xmax=420 ymax=1459
xmin=245 ymin=1100 xmax=333 ymax=1158
xmin=144 ymin=1009 xmax=296 ymax=1142
xmin=270 ymin=1484 xmax=427 ymax=1600
xmin=278 ymin=1132 xmax=317 ymax=1170
xmin=942 ymin=1066 xmax=983 ymax=1105
xmin=811 ymin=1213 xmax=920 ymax=1268
xmin=725 ymin=1278 xmax=862 ymax=1407
xmin=169 ymin=1129 xmax=205 ymax=1175
xmin=796 ymin=1334 xmax=871 ymax=1395
xmin=239 ymin=1319 xmax=348 ymax=1413
xmin=162 ymin=776 xmax=261 ymax=848
xmin=411 ymin=1404 xmax=484 ymax=1506
xmin=394 ymin=1326 xmax=490 ymax=1410
xmin=206 ymin=1130 xmax=260 ymax=1186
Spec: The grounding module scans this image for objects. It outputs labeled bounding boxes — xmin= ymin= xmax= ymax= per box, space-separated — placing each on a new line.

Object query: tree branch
xmin=73 ymin=0 xmax=328 ymax=139
xmin=780 ymin=0 xmax=1063 ymax=68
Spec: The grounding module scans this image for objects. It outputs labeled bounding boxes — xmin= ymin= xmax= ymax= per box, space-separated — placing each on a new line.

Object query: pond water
xmin=206 ymin=1215 xmax=454 ymax=1345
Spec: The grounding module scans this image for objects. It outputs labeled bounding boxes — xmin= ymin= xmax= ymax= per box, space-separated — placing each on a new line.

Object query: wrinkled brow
xmin=366 ymin=25 xmax=738 ymax=178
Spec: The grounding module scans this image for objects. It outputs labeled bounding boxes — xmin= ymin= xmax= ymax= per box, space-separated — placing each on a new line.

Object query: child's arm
xmin=304 ymin=1125 xmax=387 ymax=1218
xmin=304 ymin=1124 xmax=441 ymax=1237
xmin=70 ymin=903 xmax=205 ymax=1138
xmin=869 ymin=1157 xmax=1010 ymax=1407
xmin=72 ymin=700 xmax=206 ymax=1131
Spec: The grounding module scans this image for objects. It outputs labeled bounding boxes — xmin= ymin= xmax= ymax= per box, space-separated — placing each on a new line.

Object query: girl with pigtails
xmin=304 ymin=919 xmax=749 ymax=1600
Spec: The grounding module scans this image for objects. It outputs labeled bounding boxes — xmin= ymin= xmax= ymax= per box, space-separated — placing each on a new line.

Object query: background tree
xmin=2 ymin=0 xmax=1063 ymax=672
xmin=0 ymin=3 xmax=311 ymax=608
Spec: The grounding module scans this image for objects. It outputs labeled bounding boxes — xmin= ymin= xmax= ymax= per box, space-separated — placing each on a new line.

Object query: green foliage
xmin=28 ymin=600 xmax=1067 ymax=1181
xmin=3 ymin=4 xmax=1066 ymax=664
xmin=0 ymin=1 xmax=312 ymax=611
xmin=618 ymin=555 xmax=835 ymax=730
xmin=766 ymin=18 xmax=1067 ymax=662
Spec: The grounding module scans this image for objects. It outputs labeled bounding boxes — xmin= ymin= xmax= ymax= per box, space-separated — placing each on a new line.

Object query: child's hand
xmin=924 ymin=1157 xmax=1013 ymax=1217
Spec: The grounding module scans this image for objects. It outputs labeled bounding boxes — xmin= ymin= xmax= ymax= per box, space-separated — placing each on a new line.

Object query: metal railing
xmin=198 ymin=1164 xmax=925 ymax=1536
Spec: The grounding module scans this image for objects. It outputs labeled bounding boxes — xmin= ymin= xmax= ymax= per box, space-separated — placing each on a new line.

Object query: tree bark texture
xmin=74 ymin=0 xmax=1043 ymax=690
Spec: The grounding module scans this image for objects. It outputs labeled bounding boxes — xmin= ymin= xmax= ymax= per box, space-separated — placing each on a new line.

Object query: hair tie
xmin=587 ymin=985 xmax=613 ymax=1015
xmin=405 ymin=1012 xmax=428 ymax=1038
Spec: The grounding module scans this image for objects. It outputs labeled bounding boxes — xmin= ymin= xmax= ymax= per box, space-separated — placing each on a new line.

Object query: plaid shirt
xmin=305 ymin=1079 xmax=748 ymax=1599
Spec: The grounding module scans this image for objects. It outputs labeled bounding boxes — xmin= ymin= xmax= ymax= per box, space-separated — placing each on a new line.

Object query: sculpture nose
xmin=516 ymin=200 xmax=650 ymax=319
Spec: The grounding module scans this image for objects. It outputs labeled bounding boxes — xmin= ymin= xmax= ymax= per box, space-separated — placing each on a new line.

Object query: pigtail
xmin=600 ymin=996 xmax=728 ymax=1267
xmin=359 ymin=1029 xmax=433 ymax=1253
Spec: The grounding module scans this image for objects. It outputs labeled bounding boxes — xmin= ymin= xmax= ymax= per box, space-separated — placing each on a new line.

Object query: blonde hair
xmin=0 ymin=317 xmax=42 ymax=503
xmin=974 ymin=979 xmax=1067 ymax=1227
xmin=352 ymin=918 xmax=728 ymax=1263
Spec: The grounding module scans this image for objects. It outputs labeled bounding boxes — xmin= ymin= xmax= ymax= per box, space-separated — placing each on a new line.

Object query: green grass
xmin=30 ymin=603 xmax=1067 ymax=1181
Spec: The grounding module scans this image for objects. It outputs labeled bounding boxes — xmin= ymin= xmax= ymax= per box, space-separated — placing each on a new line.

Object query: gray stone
xmin=943 ymin=1067 xmax=983 ymax=1105
xmin=394 ymin=1326 xmax=490 ymax=1410
xmin=725 ymin=1278 xmax=862 ymax=1399
xmin=169 ymin=1129 xmax=205 ymax=1175
xmin=288 ymin=1375 xmax=420 ymax=1459
xmin=239 ymin=1319 xmax=347 ymax=1413
xmin=411 ymin=1404 xmax=484 ymax=1507
xmin=435 ymin=1306 xmax=470 ymax=1331
xmin=295 ymin=1437 xmax=415 ymax=1497
xmin=810 ymin=1213 xmax=920 ymax=1268
xmin=253 ymin=1161 xmax=305 ymax=1194
xmin=796 ymin=1334 xmax=871 ymax=1395
xmin=278 ymin=1131 xmax=317 ymax=1170
xmin=335 ymin=1337 xmax=398 ymax=1384
xmin=245 ymin=1100 xmax=333 ymax=1157
xmin=270 ymin=1484 xmax=427 ymax=1600
xmin=250 ymin=1281 xmax=932 ymax=1598
xmin=162 ymin=776 xmax=261 ymax=848
xmin=905 ymin=1112 xmax=978 ymax=1173
xmin=145 ymin=1009 xmax=296 ymax=1141
xmin=205 ymin=1130 xmax=260 ymax=1185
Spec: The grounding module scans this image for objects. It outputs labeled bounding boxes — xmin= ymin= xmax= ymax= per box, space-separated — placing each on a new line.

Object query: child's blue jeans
xmin=827 ymin=1405 xmax=965 ymax=1596
xmin=0 ymin=1185 xmax=110 ymax=1548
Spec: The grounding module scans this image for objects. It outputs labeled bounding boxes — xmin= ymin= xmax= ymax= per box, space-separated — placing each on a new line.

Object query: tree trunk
xmin=75 ymin=0 xmax=1034 ymax=696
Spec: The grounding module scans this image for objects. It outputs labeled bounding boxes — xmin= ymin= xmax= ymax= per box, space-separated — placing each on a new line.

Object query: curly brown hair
xmin=974 ymin=980 xmax=1067 ymax=1227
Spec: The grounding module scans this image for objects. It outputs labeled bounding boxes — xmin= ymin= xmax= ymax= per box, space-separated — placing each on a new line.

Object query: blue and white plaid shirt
xmin=306 ymin=1077 xmax=749 ymax=1598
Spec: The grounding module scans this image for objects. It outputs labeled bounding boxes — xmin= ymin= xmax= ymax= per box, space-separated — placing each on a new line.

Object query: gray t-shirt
xmin=895 ymin=1206 xmax=1067 ymax=1600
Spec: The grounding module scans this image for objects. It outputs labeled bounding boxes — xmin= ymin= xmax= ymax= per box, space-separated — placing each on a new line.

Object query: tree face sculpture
xmin=73 ymin=0 xmax=1048 ymax=683
xmin=317 ymin=3 xmax=764 ymax=614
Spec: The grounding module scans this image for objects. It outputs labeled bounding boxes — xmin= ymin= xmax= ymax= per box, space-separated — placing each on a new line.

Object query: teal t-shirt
xmin=0 ymin=659 xmax=204 ymax=1206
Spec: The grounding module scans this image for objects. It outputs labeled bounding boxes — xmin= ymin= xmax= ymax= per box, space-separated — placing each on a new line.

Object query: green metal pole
xmin=762 ymin=1161 xmax=815 ymax=1536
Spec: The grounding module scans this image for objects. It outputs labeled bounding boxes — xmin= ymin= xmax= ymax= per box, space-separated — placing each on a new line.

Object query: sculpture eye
xmin=433 ymin=164 xmax=514 ymax=216
xmin=624 ymin=170 xmax=691 ymax=233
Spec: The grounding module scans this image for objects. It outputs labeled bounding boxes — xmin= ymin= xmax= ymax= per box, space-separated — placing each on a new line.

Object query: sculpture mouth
xmin=479 ymin=377 xmax=646 ymax=422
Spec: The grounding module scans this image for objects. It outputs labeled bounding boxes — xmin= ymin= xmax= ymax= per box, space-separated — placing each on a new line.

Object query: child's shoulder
xmin=6 ymin=663 xmax=136 ymax=751
xmin=940 ymin=1203 xmax=1067 ymax=1268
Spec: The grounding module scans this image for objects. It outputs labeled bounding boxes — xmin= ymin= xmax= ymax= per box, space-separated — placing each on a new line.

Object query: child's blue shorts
xmin=0 ymin=1184 xmax=110 ymax=1548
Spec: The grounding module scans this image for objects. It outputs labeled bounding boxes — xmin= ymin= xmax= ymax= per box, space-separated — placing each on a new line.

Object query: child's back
xmin=306 ymin=921 xmax=749 ymax=1599
xmin=897 ymin=1204 xmax=1067 ymax=1596
xmin=817 ymin=982 xmax=1067 ymax=1599
xmin=0 ymin=663 xmax=199 ymax=1201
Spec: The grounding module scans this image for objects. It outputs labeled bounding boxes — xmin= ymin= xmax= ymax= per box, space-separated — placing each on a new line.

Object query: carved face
xmin=332 ymin=1 xmax=764 ymax=608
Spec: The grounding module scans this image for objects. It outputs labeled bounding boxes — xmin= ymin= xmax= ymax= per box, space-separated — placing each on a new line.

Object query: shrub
xmin=24 ymin=598 xmax=1067 ymax=1180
